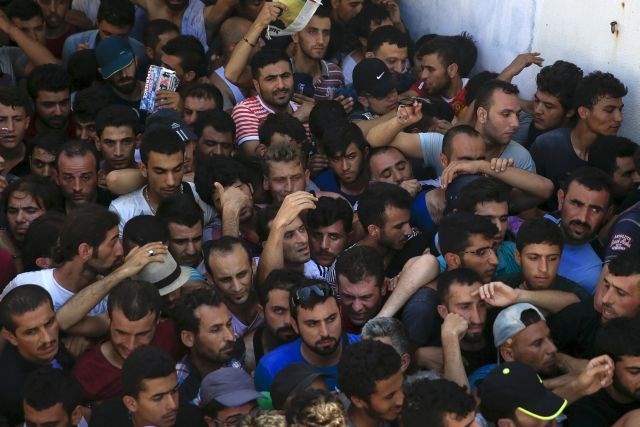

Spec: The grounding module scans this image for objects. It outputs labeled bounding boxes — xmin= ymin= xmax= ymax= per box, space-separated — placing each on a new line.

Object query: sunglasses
xmin=291 ymin=284 xmax=335 ymax=308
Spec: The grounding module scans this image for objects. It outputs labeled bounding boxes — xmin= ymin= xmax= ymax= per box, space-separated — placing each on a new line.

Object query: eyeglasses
xmin=291 ymin=284 xmax=335 ymax=308
xmin=459 ymin=245 xmax=497 ymax=258
xmin=214 ymin=414 xmax=244 ymax=427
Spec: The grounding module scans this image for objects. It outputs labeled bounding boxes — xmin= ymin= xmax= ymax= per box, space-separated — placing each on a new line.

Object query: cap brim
xmin=158 ymin=266 xmax=191 ymax=296
xmin=213 ymin=389 xmax=263 ymax=407
xmin=101 ymin=53 xmax=134 ymax=79
xmin=517 ymin=392 xmax=567 ymax=421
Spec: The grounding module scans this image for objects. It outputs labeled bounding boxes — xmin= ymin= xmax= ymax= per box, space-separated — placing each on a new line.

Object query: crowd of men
xmin=1 ymin=0 xmax=640 ymax=426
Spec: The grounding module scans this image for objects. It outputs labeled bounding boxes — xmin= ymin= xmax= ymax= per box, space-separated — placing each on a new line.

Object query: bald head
xmin=220 ymin=17 xmax=253 ymax=53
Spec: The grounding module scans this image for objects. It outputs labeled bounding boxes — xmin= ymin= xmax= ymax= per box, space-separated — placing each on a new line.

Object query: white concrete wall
xmin=401 ymin=0 xmax=640 ymax=138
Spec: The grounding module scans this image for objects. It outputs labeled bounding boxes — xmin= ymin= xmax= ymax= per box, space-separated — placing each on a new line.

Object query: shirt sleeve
xmin=231 ymin=102 xmax=260 ymax=146
xmin=418 ymin=132 xmax=444 ymax=175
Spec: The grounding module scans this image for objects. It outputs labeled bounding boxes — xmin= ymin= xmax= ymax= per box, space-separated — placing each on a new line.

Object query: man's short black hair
xmin=202 ymin=236 xmax=252 ymax=276
xmin=536 ymin=60 xmax=584 ymax=111
xmin=122 ymin=346 xmax=176 ymax=398
xmin=251 ymin=49 xmax=293 ymax=80
xmin=475 ymin=80 xmax=520 ymax=113
xmin=516 ymin=217 xmax=564 ymax=252
xmin=439 ymin=212 xmax=498 ymax=256
xmin=589 ymin=136 xmax=638 ymax=178
xmin=55 ymin=139 xmax=99 ymax=171
xmin=290 ymin=280 xmax=336 ymax=318
xmin=27 ymin=64 xmax=71 ymax=99
xmin=95 ymin=105 xmax=139 ymax=137
xmin=350 ymin=3 xmax=390 ymax=39
xmin=441 ymin=124 xmax=481 ymax=159
xmin=437 ymin=268 xmax=482 ymax=305
xmin=322 ymin=122 xmax=368 ymax=158
xmin=6 ymin=0 xmax=43 ymax=21
xmin=73 ymin=86 xmax=114 ymax=123
xmin=258 ymin=269 xmax=306 ymax=306
xmin=595 ymin=316 xmax=640 ymax=361
xmin=172 ymin=288 xmax=225 ymax=335
xmin=335 ymin=246 xmax=384 ymax=288
xmin=573 ymin=71 xmax=627 ymax=110
xmin=451 ymin=32 xmax=477 ymax=78
xmin=561 ymin=167 xmax=613 ymax=206
xmin=309 ymin=100 xmax=349 ymax=141
xmin=367 ymin=25 xmax=409 ymax=53
xmin=194 ymin=155 xmax=251 ymax=205
xmin=192 ymin=108 xmax=235 ymax=141
xmin=0 ymin=86 xmax=30 ymax=110
xmin=140 ymin=128 xmax=184 ymax=164
xmin=307 ymin=196 xmax=353 ymax=234
xmin=455 ymin=176 xmax=509 ymax=213
xmin=417 ymin=35 xmax=460 ymax=69
xmin=162 ymin=35 xmax=206 ymax=77
xmin=156 ymin=193 xmax=203 ymax=229
xmin=107 ymin=279 xmax=162 ymax=321
xmin=357 ymin=182 xmax=412 ymax=229
xmin=182 ymin=82 xmax=223 ymax=112
xmin=0 ymin=285 xmax=53 ymax=333
xmin=608 ymin=251 xmax=640 ymax=279
xmin=259 ymin=113 xmax=307 ymax=147
xmin=403 ymin=378 xmax=476 ymax=427
xmin=97 ymin=0 xmax=135 ymax=29
xmin=23 ymin=366 xmax=82 ymax=418
xmin=143 ymin=18 xmax=179 ymax=49
xmin=338 ymin=340 xmax=401 ymax=400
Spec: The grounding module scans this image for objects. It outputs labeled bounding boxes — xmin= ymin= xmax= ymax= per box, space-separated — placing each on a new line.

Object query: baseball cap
xmin=270 ymin=363 xmax=330 ymax=410
xmin=353 ymin=58 xmax=396 ymax=98
xmin=96 ymin=36 xmax=134 ymax=79
xmin=145 ymin=109 xmax=197 ymax=143
xmin=444 ymin=173 xmax=483 ymax=214
xmin=478 ymin=362 xmax=567 ymax=422
xmin=493 ymin=303 xmax=545 ymax=348
xmin=200 ymin=367 xmax=262 ymax=408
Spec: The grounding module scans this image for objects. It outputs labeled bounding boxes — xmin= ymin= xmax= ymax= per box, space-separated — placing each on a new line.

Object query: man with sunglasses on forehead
xmin=254 ymin=280 xmax=360 ymax=392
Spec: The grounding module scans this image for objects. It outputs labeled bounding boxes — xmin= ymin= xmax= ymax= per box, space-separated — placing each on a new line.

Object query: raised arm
xmin=0 ymin=12 xmax=58 ymax=70
xmin=365 ymin=103 xmax=424 ymax=158
xmin=475 ymin=281 xmax=579 ymax=314
xmin=440 ymin=313 xmax=471 ymax=389
xmin=214 ymin=182 xmax=253 ymax=237
xmin=203 ymin=0 xmax=237 ymax=39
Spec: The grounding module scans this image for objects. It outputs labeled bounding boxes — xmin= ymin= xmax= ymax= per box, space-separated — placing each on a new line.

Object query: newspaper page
xmin=266 ymin=0 xmax=322 ymax=39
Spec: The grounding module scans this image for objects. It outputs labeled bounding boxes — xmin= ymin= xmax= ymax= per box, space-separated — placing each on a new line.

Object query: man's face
xmin=441 ymin=134 xmax=486 ymax=168
xmin=264 ymin=289 xmax=297 ymax=342
xmin=459 ymin=234 xmax=499 ymax=283
xmin=333 ymin=0 xmax=364 ymax=23
xmin=508 ymin=320 xmax=558 ymax=376
xmin=598 ymin=272 xmax=640 ymax=322
xmin=6 ymin=191 xmax=45 ymax=242
xmin=295 ymin=16 xmax=331 ymax=61
xmin=375 ymin=206 xmax=412 ymax=251
xmin=87 ymin=226 xmax=124 ymax=275
xmin=37 ymin=0 xmax=68 ymax=30
xmin=369 ymin=149 xmax=413 ymax=185
xmin=161 ymin=53 xmax=188 ymax=82
xmin=213 ymin=181 xmax=254 ymax=222
xmin=97 ymin=20 xmax=130 ymax=39
xmin=361 ymin=89 xmax=399 ymax=116
xmin=478 ymin=91 xmax=521 ymax=146
xmin=420 ymin=53 xmax=452 ymax=96
xmin=35 ymin=90 xmax=70 ymax=130
xmin=282 ymin=216 xmax=311 ymax=266
xmin=23 ymin=402 xmax=78 ymax=427
xmin=293 ymin=298 xmax=342 ymax=356
xmin=108 ymin=62 xmax=137 ymax=95
xmin=2 ymin=302 xmax=58 ymax=364
xmin=309 ymin=221 xmax=348 ymax=267
xmin=192 ymin=304 xmax=236 ymax=364
xmin=56 ymin=153 xmax=98 ymax=207
xmin=197 ymin=126 xmax=234 ymax=158
xmin=532 ymin=90 xmax=568 ymax=132
xmin=360 ymin=370 xmax=404 ymax=422
xmin=518 ymin=244 xmax=561 ymax=290
xmin=337 ymin=274 xmax=383 ymax=326
xmin=211 ymin=403 xmax=257 ymax=427
xmin=442 ymin=282 xmax=486 ymax=343
xmin=168 ymin=221 xmax=203 ymax=267
xmin=97 ymin=126 xmax=137 ymax=171
xmin=30 ymin=147 xmax=57 ymax=179
xmin=612 ymin=356 xmax=640 ymax=402
xmin=150 ymin=31 xmax=179 ymax=64
xmin=207 ymin=245 xmax=253 ymax=306
xmin=373 ymin=43 xmax=408 ymax=80
xmin=613 ymin=155 xmax=636 ymax=197
xmin=164 ymin=0 xmax=189 ymax=12
xmin=253 ymin=61 xmax=294 ymax=110
xmin=263 ymin=160 xmax=308 ymax=204
xmin=183 ymin=96 xmax=217 ymax=126
xmin=442 ymin=411 xmax=478 ymax=427
xmin=142 ymin=151 xmax=185 ymax=200
xmin=474 ymin=201 xmax=508 ymax=244
xmin=580 ymin=95 xmax=623 ymax=137
xmin=11 ymin=16 xmax=45 ymax=43
xmin=128 ymin=374 xmax=179 ymax=427
xmin=74 ymin=119 xmax=96 ymax=143
xmin=109 ymin=307 xmax=157 ymax=361
xmin=328 ymin=142 xmax=366 ymax=185
xmin=558 ymin=181 xmax=610 ymax=244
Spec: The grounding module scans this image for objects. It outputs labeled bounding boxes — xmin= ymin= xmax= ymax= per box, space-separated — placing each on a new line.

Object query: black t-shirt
xmin=548 ymin=300 xmax=601 ymax=359
xmin=89 ymin=396 xmax=206 ymax=427
xmin=566 ymin=388 xmax=640 ymax=426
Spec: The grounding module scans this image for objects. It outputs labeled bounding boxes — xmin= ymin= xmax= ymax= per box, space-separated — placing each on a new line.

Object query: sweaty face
xmin=374 ymin=43 xmax=408 ymax=80
xmin=6 ymin=192 xmax=45 ymax=241
xmin=282 ymin=216 xmax=311 ymax=266
xmin=474 ymin=201 xmax=508 ymax=244
xmin=443 ymin=282 xmax=486 ymax=344
xmin=128 ymin=374 xmax=179 ymax=427
xmin=533 ymin=90 xmax=568 ymax=132
xmin=3 ymin=302 xmax=58 ymax=364
xmin=192 ymin=304 xmax=236 ymax=364
xmin=87 ymin=226 xmax=124 ymax=275
xmin=142 ymin=151 xmax=185 ymax=201
xmin=337 ymin=274 xmax=383 ymax=326
xmin=30 ymin=148 xmax=57 ymax=179
xmin=376 ymin=206 xmax=412 ymax=251
xmin=56 ymin=153 xmax=98 ymax=207
xmin=598 ymin=272 xmax=640 ymax=322
xmin=479 ymin=91 xmax=521 ymax=146
xmin=168 ymin=221 xmax=203 ymax=267
xmin=108 ymin=62 xmax=137 ymax=94
xmin=580 ymin=95 xmax=623 ymax=137
xmin=37 ymin=0 xmax=68 ymax=29
xmin=309 ymin=221 xmax=348 ymax=267
xmin=197 ymin=126 xmax=234 ymax=158
xmin=264 ymin=289 xmax=297 ymax=342
xmin=369 ymin=149 xmax=413 ymax=185
xmin=518 ymin=244 xmax=561 ymax=290
xmin=0 ymin=103 xmax=29 ymax=151
xmin=361 ymin=370 xmax=404 ymax=422
xmin=328 ymin=143 xmax=366 ymax=185
xmin=183 ymin=96 xmax=217 ymax=126
xmin=35 ymin=90 xmax=70 ymax=130
xmin=420 ymin=53 xmax=452 ymax=97
xmin=612 ymin=356 xmax=640 ymax=402
xmin=293 ymin=298 xmax=342 ymax=356
xmin=509 ymin=321 xmax=559 ymax=376
xmin=11 ymin=16 xmax=45 ymax=43
xmin=558 ymin=182 xmax=610 ymax=244
xmin=295 ymin=16 xmax=331 ymax=61
xmin=253 ymin=61 xmax=294 ymax=111
xmin=109 ymin=308 xmax=157 ymax=361
xmin=97 ymin=126 xmax=137 ymax=171
xmin=264 ymin=160 xmax=308 ymax=204
xmin=459 ymin=234 xmax=499 ymax=283
xmin=207 ymin=245 xmax=254 ymax=306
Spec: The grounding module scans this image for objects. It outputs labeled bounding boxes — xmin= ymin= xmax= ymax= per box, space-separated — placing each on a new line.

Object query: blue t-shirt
xmin=254 ymin=334 xmax=361 ymax=392
xmin=313 ymin=170 xmax=361 ymax=206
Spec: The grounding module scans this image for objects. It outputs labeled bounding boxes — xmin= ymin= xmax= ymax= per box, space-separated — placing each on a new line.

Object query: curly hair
xmin=285 ymin=389 xmax=347 ymax=427
xmin=536 ymin=60 xmax=583 ymax=111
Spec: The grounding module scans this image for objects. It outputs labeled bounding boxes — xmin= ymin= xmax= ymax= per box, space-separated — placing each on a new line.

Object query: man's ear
xmin=304 ymin=168 xmax=310 ymax=186
xmin=556 ymin=188 xmax=565 ymax=210
xmin=139 ymin=161 xmax=148 ymax=179
xmin=400 ymin=352 xmax=411 ymax=372
xmin=364 ymin=51 xmax=374 ymax=59
xmin=497 ymin=418 xmax=516 ymax=427
xmin=253 ymin=78 xmax=260 ymax=95
xmin=35 ymin=257 xmax=53 ymax=269
xmin=500 ymin=344 xmax=515 ymax=362
xmin=577 ymin=105 xmax=589 ymax=120
xmin=263 ymin=175 xmax=270 ymax=191
xmin=436 ymin=304 xmax=449 ymax=320
xmin=358 ymin=96 xmax=370 ymax=109
xmin=180 ymin=330 xmax=195 ymax=348
xmin=564 ymin=108 xmax=576 ymax=120
xmin=366 ymin=224 xmax=379 ymax=239
xmin=70 ymin=405 xmax=83 ymax=425
xmin=446 ymin=62 xmax=459 ymax=78
xmin=476 ymin=106 xmax=488 ymax=124
xmin=122 ymin=395 xmax=137 ymax=413
xmin=291 ymin=318 xmax=300 ymax=335
xmin=292 ymin=32 xmax=299 ymax=44
xmin=78 ymin=242 xmax=93 ymax=262
xmin=144 ymin=46 xmax=154 ymax=61
xmin=514 ymin=249 xmax=521 ymax=266
xmin=184 ymin=70 xmax=196 ymax=83
xmin=351 ymin=395 xmax=368 ymax=410
xmin=439 ymin=152 xmax=449 ymax=169
xmin=443 ymin=252 xmax=461 ymax=270
xmin=1 ymin=328 xmax=18 ymax=346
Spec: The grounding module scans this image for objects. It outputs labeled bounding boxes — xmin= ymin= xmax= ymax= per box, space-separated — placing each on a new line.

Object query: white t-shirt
xmin=1 ymin=269 xmax=107 ymax=315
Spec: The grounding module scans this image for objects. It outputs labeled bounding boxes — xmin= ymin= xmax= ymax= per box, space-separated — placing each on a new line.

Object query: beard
xmin=112 ymin=76 xmax=137 ymax=95
xmin=613 ymin=374 xmax=640 ymax=402
xmin=305 ymin=336 xmax=339 ymax=356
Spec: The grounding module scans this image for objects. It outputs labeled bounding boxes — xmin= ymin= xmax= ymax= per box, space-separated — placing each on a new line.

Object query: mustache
xmin=569 ymin=220 xmax=591 ymax=230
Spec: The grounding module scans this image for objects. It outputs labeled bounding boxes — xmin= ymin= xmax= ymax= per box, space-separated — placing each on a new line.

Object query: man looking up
xmin=339 ymin=340 xmax=404 ymax=427
xmin=255 ymin=280 xmax=360 ymax=391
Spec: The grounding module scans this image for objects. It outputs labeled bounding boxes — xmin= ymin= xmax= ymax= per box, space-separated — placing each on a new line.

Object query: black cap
xmin=478 ymin=362 xmax=567 ymax=422
xmin=353 ymin=58 xmax=396 ymax=98
xmin=444 ymin=173 xmax=483 ymax=214
xmin=270 ymin=363 xmax=330 ymax=410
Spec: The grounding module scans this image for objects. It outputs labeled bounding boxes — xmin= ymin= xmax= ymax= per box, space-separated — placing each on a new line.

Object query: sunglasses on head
xmin=291 ymin=283 xmax=335 ymax=308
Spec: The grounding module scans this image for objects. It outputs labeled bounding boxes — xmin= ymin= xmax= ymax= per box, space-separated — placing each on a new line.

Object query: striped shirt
xmin=231 ymin=96 xmax=299 ymax=146
xmin=312 ymin=60 xmax=346 ymax=101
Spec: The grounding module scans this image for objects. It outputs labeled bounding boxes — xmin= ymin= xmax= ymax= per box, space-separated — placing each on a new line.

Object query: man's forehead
xmin=267 ymin=160 xmax=304 ymax=176
xmin=259 ymin=61 xmax=292 ymax=78
xmin=565 ymin=181 xmax=609 ymax=201
xmin=448 ymin=282 xmax=481 ymax=302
